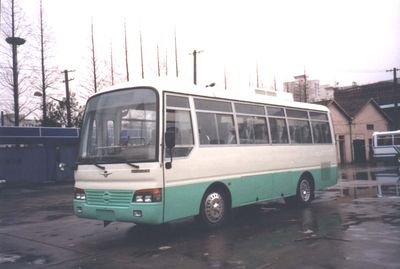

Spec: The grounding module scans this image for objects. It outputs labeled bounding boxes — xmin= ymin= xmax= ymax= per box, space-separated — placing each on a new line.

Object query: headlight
xmin=74 ymin=188 xmax=86 ymax=200
xmin=133 ymin=188 xmax=162 ymax=203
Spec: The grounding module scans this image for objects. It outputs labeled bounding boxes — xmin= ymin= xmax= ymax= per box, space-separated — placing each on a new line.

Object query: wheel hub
xmin=300 ymin=180 xmax=311 ymax=202
xmin=205 ymin=192 xmax=224 ymax=223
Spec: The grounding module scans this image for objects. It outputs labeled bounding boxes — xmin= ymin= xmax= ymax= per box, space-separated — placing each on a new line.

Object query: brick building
xmin=334 ymin=80 xmax=400 ymax=130
xmin=319 ymin=99 xmax=391 ymax=163
xmin=316 ymin=79 xmax=399 ymax=163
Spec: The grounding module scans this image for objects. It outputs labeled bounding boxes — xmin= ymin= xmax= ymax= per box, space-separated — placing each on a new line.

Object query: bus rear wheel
xmin=286 ymin=177 xmax=314 ymax=207
xmin=199 ymin=188 xmax=229 ymax=228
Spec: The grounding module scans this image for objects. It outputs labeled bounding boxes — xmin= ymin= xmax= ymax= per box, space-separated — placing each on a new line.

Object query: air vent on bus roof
xmin=254 ymin=89 xmax=294 ymax=102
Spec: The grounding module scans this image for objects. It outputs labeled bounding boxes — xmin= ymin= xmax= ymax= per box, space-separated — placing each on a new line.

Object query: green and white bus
xmin=74 ymin=80 xmax=337 ymax=227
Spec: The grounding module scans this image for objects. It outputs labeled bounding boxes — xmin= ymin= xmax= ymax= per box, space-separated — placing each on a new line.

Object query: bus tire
xmin=199 ymin=187 xmax=229 ymax=228
xmin=286 ymin=177 xmax=314 ymax=207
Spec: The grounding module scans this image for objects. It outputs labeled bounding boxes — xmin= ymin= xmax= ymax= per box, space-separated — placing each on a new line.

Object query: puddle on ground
xmin=336 ymin=166 xmax=400 ymax=198
xmin=0 ymin=253 xmax=48 ymax=265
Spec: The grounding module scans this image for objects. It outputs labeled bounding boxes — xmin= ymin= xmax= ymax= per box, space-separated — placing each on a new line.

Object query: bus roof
xmin=94 ymin=79 xmax=329 ymax=112
xmin=373 ymin=130 xmax=400 ymax=136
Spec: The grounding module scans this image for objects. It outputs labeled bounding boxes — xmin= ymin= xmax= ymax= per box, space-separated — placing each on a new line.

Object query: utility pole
xmin=386 ymin=67 xmax=400 ymax=129
xmin=190 ymin=50 xmax=203 ymax=85
xmin=63 ymin=70 xmax=74 ymax=127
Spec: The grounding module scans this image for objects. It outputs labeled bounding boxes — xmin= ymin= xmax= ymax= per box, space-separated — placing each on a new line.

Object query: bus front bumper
xmin=73 ymin=200 xmax=164 ymax=225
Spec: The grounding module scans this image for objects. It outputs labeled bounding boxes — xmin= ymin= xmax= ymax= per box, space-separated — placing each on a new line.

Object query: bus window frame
xmin=165 ymin=93 xmax=196 ymax=159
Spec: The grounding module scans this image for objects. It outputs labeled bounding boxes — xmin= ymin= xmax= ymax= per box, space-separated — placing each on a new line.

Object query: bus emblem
xmin=100 ymin=171 xmax=112 ymax=178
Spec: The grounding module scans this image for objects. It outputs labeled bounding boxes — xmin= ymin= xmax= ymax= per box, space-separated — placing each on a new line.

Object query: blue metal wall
xmin=0 ymin=127 xmax=79 ymax=185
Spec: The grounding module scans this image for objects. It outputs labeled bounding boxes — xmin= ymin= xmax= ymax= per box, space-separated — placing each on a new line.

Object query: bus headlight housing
xmin=74 ymin=188 xmax=86 ymax=200
xmin=133 ymin=188 xmax=162 ymax=203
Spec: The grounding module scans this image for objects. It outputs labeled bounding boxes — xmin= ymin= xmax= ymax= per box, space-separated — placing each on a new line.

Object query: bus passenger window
xmin=237 ymin=116 xmax=269 ymax=144
xmin=269 ymin=118 xmax=288 ymax=144
xmin=311 ymin=121 xmax=332 ymax=143
xmin=309 ymin=111 xmax=332 ymax=144
xmin=287 ymin=119 xmax=312 ymax=144
xmin=197 ymin=112 xmax=237 ymax=145
xmin=216 ymin=114 xmax=236 ymax=144
xmin=197 ymin=113 xmax=217 ymax=145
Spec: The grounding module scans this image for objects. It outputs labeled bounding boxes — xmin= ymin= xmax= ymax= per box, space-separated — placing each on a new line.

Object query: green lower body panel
xmin=163 ymin=166 xmax=338 ymax=222
xmin=74 ymin=200 xmax=164 ymax=224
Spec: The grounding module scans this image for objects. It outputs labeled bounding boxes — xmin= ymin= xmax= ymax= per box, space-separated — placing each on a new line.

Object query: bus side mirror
xmin=165 ymin=129 xmax=176 ymax=169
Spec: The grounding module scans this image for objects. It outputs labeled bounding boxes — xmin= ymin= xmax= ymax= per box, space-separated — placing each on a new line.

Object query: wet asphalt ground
xmin=0 ymin=163 xmax=400 ymax=269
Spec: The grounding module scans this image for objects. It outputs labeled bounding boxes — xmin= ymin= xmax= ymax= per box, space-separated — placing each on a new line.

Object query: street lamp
xmin=34 ymin=91 xmax=63 ymax=103
xmin=6 ymin=36 xmax=26 ymax=126
xmin=34 ymin=91 xmax=71 ymax=127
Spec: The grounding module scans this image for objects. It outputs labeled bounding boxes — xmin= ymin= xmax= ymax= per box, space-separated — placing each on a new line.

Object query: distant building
xmin=316 ymin=78 xmax=400 ymax=163
xmin=283 ymin=75 xmax=333 ymax=103
xmin=317 ymin=99 xmax=391 ymax=163
xmin=334 ymin=80 xmax=400 ymax=130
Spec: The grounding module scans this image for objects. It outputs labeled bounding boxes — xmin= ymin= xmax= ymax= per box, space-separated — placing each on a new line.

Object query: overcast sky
xmin=24 ymin=0 xmax=400 ymax=91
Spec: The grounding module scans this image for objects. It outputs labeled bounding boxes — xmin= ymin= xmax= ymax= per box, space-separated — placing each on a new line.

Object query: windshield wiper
xmin=126 ymin=162 xmax=140 ymax=169
xmin=94 ymin=163 xmax=106 ymax=170
xmin=79 ymin=156 xmax=141 ymax=169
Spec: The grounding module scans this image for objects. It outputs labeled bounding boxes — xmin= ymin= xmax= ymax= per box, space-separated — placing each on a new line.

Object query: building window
xmin=366 ymin=124 xmax=374 ymax=131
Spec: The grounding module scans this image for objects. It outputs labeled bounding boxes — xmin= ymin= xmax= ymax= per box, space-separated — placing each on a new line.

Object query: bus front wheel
xmin=199 ymin=188 xmax=229 ymax=228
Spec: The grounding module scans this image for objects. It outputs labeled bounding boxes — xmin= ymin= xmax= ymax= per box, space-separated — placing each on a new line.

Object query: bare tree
xmin=31 ymin=0 xmax=60 ymax=126
xmin=174 ymin=27 xmax=178 ymax=77
xmin=110 ymin=40 xmax=114 ymax=85
xmin=157 ymin=44 xmax=160 ymax=77
xmin=90 ymin=19 xmax=98 ymax=93
xmin=124 ymin=19 xmax=129 ymax=82
xmin=82 ymin=18 xmax=106 ymax=97
xmin=140 ymin=30 xmax=144 ymax=79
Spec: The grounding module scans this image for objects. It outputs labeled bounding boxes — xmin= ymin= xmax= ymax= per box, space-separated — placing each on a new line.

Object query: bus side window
xmin=197 ymin=112 xmax=215 ymax=145
xmin=197 ymin=112 xmax=237 ymax=145
xmin=237 ymin=116 xmax=269 ymax=144
xmin=216 ymin=115 xmax=236 ymax=144
xmin=377 ymin=135 xmax=392 ymax=146
xmin=269 ymin=118 xmax=289 ymax=144
xmin=394 ymin=135 xmax=400 ymax=145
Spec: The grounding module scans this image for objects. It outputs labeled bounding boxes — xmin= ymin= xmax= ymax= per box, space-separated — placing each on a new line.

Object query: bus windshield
xmin=78 ymin=88 xmax=158 ymax=164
